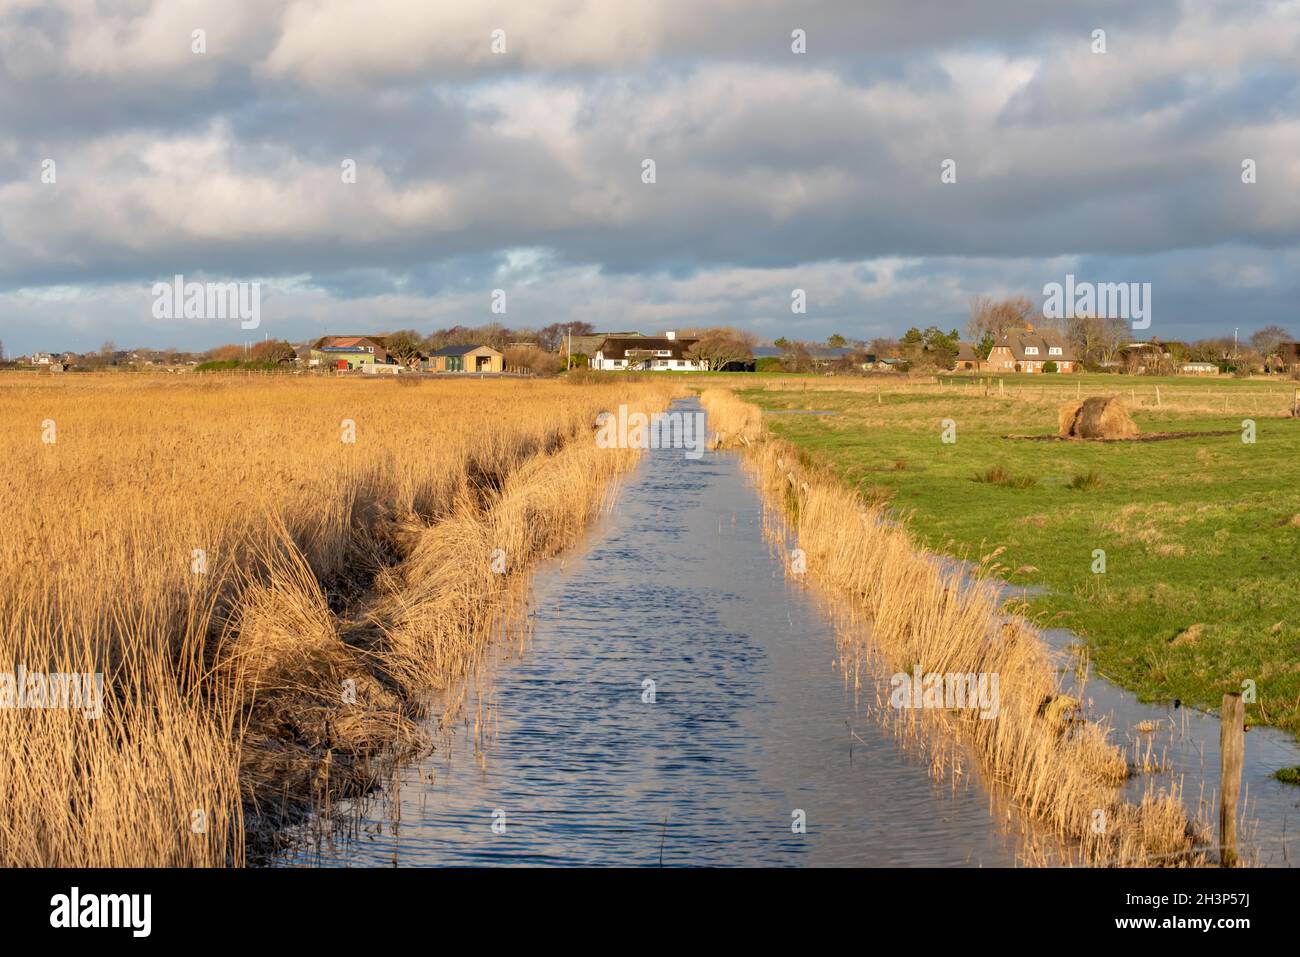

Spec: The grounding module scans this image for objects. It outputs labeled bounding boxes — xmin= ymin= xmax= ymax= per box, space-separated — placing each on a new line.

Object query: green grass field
xmin=742 ymin=374 xmax=1300 ymax=738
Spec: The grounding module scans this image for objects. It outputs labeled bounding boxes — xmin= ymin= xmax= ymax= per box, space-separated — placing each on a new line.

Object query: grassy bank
xmin=0 ymin=375 xmax=676 ymax=865
xmin=734 ymin=374 xmax=1300 ymax=740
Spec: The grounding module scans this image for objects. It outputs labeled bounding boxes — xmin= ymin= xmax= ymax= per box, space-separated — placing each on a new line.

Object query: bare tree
xmin=250 ymin=339 xmax=297 ymax=364
xmin=685 ymin=327 xmax=756 ymax=370
xmin=1188 ymin=338 xmax=1231 ymax=363
xmin=779 ymin=341 xmax=813 ymax=373
xmin=1066 ymin=314 xmax=1127 ymax=368
xmin=1250 ymin=325 xmax=1292 ymax=361
xmin=966 ymin=295 xmax=1036 ymax=341
xmin=868 ymin=336 xmax=900 ymax=358
xmin=1094 ymin=317 xmax=1128 ymax=368
xmin=537 ymin=321 xmax=593 ymax=352
xmin=382 ymin=329 xmax=425 ymax=365
xmin=504 ymin=344 xmax=562 ymax=375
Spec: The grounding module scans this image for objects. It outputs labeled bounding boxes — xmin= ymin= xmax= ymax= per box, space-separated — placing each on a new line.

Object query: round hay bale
xmin=1070 ymin=396 xmax=1139 ymax=439
xmin=1058 ymin=400 xmax=1083 ymax=437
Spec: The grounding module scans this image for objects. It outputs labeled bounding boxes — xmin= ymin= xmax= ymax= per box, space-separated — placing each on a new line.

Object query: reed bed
xmin=0 ymin=375 xmax=676 ymax=866
xmin=701 ymin=387 xmax=1205 ymax=866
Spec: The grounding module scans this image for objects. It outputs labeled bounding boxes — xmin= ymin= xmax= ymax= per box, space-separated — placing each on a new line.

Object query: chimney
xmin=665 ymin=330 xmax=676 ymax=341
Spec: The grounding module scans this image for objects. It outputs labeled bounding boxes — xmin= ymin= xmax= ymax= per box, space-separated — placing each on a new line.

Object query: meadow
xmin=733 ymin=373 xmax=1300 ymax=740
xmin=0 ymin=374 xmax=677 ymax=866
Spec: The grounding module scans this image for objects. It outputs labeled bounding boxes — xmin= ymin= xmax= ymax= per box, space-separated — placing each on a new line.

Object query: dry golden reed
xmin=701 ymin=387 xmax=1203 ymax=866
xmin=0 ymin=374 xmax=677 ymax=866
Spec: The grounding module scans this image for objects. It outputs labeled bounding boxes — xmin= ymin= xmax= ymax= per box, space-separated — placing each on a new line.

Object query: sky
xmin=1 ymin=0 xmax=1299 ymax=355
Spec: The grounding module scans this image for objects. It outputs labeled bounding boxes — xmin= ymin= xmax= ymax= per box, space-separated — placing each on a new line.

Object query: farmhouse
xmin=1117 ymin=340 xmax=1171 ymax=374
xmin=952 ymin=342 xmax=985 ymax=372
xmin=428 ymin=344 xmax=504 ymax=373
xmin=590 ymin=332 xmax=705 ymax=371
xmin=309 ymin=335 xmax=397 ymax=370
xmin=984 ymin=325 xmax=1076 ymax=373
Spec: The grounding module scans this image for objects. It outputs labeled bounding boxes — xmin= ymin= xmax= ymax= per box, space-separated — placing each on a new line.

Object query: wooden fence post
xmin=1219 ymin=692 xmax=1245 ymax=867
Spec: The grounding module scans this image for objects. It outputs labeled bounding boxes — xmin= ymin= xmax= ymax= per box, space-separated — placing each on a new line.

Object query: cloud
xmin=1 ymin=0 xmax=1298 ymax=353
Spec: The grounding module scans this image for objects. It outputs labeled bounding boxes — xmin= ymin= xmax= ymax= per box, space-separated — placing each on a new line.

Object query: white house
xmin=589 ymin=332 xmax=707 ymax=371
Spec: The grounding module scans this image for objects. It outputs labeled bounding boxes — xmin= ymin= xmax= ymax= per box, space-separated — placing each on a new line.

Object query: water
xmin=284 ymin=399 xmax=1019 ymax=866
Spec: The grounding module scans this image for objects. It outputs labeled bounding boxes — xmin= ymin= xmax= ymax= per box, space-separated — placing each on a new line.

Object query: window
xmin=446 ymin=356 xmax=463 ymax=372
xmin=1049 ymin=346 xmax=1062 ymax=355
xmin=1025 ymin=346 xmax=1039 ymax=355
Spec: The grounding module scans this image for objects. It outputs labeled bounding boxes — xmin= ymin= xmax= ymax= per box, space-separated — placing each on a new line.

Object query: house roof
xmin=432 ymin=343 xmax=499 ymax=356
xmin=807 ymin=346 xmax=856 ymax=360
xmin=954 ymin=342 xmax=980 ymax=362
xmin=1120 ymin=340 xmax=1166 ymax=355
xmin=313 ymin=335 xmax=387 ymax=350
xmin=995 ymin=326 xmax=1075 ymax=362
xmin=595 ymin=336 xmax=699 ymax=360
xmin=569 ymin=331 xmax=644 ymax=355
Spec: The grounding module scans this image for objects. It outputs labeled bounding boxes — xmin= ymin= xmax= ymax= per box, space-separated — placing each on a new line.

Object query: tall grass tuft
xmin=974 ymin=465 xmax=1038 ymax=489
xmin=1069 ymin=469 xmax=1105 ymax=491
